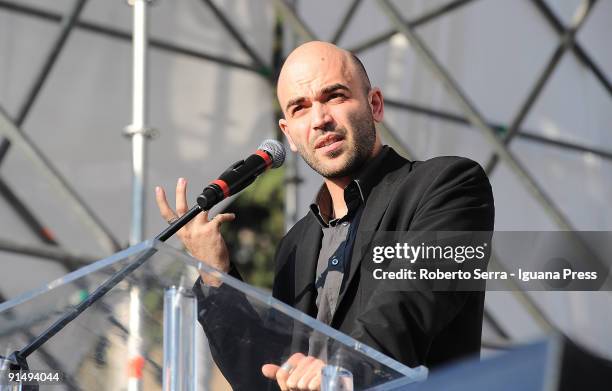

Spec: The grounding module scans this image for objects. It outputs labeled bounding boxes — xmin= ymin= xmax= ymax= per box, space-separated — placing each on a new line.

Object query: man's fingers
xmin=299 ymin=359 xmax=324 ymax=390
xmin=194 ymin=209 xmax=209 ymax=225
xmin=175 ymin=177 xmax=188 ymax=215
xmin=274 ymin=364 xmax=290 ymax=391
xmin=286 ymin=353 xmax=305 ymax=366
xmin=287 ymin=356 xmax=315 ymax=390
xmin=155 ymin=186 xmax=176 ymax=222
xmin=195 ymin=212 xmax=235 ymax=227
xmin=211 ymin=213 xmax=236 ymax=226
xmin=261 ymin=364 xmax=279 ymax=379
xmin=307 ymin=372 xmax=321 ymax=391
xmin=263 ymin=353 xmax=305 ymax=391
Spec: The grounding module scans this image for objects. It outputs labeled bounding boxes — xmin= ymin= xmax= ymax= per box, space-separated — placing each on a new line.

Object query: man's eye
xmin=292 ymin=105 xmax=303 ymax=115
xmin=328 ymin=93 xmax=345 ymax=101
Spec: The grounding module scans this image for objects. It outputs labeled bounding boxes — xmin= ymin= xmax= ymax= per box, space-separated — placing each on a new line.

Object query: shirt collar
xmin=309 ymin=146 xmax=390 ymax=227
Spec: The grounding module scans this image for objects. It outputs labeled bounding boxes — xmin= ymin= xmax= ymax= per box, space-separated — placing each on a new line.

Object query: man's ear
xmin=369 ymin=87 xmax=384 ymax=122
xmin=279 ymin=118 xmax=298 ymax=152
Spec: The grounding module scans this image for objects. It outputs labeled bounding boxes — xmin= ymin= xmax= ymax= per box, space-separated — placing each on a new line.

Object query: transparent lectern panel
xmin=0 ymin=240 xmax=427 ymax=390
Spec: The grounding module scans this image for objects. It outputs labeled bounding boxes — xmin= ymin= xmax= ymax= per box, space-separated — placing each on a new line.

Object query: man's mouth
xmin=314 ymin=134 xmax=344 ymax=149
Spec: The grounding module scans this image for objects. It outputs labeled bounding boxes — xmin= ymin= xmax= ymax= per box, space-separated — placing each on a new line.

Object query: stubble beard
xmin=298 ymin=111 xmax=376 ymax=179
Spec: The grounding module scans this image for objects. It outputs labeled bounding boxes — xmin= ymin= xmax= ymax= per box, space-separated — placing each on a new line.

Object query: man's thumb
xmin=261 ymin=364 xmax=279 ymax=379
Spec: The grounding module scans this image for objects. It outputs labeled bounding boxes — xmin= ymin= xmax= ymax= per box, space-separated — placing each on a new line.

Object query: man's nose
xmin=311 ymin=103 xmax=333 ymax=131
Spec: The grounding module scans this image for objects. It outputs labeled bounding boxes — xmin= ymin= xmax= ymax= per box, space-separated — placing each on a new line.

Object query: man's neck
xmin=323 ymin=143 xmax=383 ymax=220
xmin=323 ymin=177 xmax=351 ymax=219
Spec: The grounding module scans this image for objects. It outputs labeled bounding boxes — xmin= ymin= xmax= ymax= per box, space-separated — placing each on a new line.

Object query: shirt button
xmin=331 ymin=258 xmax=339 ymax=266
xmin=342 ymin=221 xmax=349 ymax=227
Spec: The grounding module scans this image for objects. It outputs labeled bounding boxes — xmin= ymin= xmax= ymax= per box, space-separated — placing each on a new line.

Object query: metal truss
xmin=0 ymin=0 xmax=610 ymax=350
xmin=378 ymin=0 xmax=583 ymax=231
xmin=376 ymin=0 xmax=611 ymax=338
xmin=347 ymin=0 xmax=478 ymax=54
xmin=0 ymin=1 xmax=264 ymax=75
xmin=384 ymin=98 xmax=612 ymax=162
xmin=0 ymin=106 xmax=120 ymax=253
xmin=0 ymin=0 xmax=270 ymax=262
xmin=0 ymin=291 xmax=82 ymax=389
xmin=483 ymin=0 xmax=598 ymax=174
xmin=1 ymin=0 xmax=608 ymax=161
xmin=330 ymin=0 xmax=362 ymax=44
xmin=0 ymin=0 xmax=121 ymax=263
xmin=531 ymin=0 xmax=611 ymax=96
xmin=0 ymin=0 xmax=90 ymax=260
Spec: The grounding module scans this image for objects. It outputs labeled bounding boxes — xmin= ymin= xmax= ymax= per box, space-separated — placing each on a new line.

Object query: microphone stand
xmin=1 ymin=204 xmax=204 ymax=384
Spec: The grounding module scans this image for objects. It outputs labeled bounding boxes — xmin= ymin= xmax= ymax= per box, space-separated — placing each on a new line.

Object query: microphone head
xmin=258 ymin=139 xmax=286 ymax=169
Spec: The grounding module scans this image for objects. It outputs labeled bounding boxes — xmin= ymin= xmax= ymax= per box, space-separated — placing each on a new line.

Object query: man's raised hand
xmin=155 ymin=177 xmax=235 ymax=287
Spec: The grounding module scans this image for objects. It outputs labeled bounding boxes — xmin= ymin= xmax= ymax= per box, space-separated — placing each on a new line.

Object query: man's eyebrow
xmin=285 ymin=97 xmax=305 ymax=112
xmin=284 ymin=84 xmax=351 ymax=112
xmin=320 ymin=83 xmax=350 ymax=95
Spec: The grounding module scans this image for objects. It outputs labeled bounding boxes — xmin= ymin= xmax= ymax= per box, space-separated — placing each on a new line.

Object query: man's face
xmin=277 ymin=49 xmax=382 ymax=179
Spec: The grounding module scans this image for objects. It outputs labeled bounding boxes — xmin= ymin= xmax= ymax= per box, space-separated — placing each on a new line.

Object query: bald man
xmin=156 ymin=41 xmax=494 ymax=390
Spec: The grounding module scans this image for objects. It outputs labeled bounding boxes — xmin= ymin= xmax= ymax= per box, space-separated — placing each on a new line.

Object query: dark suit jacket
xmin=272 ymin=148 xmax=495 ymax=368
xmin=195 ymin=148 xmax=494 ymax=389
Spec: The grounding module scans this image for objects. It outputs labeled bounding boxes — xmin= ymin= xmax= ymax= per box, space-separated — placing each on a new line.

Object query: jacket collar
xmin=309 ymin=146 xmax=392 ymax=227
xmin=292 ymin=213 xmax=322 ymax=315
xmin=333 ymin=148 xmax=411 ymax=322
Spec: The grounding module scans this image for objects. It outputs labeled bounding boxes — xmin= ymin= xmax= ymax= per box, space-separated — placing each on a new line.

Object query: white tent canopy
xmin=1 ymin=0 xmax=611 ymax=365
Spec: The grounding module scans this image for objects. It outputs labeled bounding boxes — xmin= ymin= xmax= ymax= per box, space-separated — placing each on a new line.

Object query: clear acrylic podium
xmin=0 ymin=240 xmax=427 ymax=390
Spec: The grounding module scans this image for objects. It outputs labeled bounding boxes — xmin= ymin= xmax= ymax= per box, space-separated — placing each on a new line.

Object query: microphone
xmin=6 ymin=140 xmax=285 ymax=370
xmin=197 ymin=139 xmax=286 ymax=210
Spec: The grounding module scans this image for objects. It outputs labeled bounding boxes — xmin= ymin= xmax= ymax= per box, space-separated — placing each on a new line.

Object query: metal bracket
xmin=123 ymin=125 xmax=158 ymax=139
xmin=126 ymin=0 xmax=156 ymax=6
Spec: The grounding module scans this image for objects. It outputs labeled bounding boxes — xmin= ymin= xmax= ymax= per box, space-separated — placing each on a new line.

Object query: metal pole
xmin=0 ymin=0 xmax=261 ymax=75
xmin=163 ymin=287 xmax=198 ymax=391
xmin=330 ymin=0 xmax=362 ymax=44
xmin=0 ymin=0 xmax=91 ymax=268
xmin=0 ymin=0 xmax=89 ymax=164
xmin=487 ymin=254 xmax=556 ymax=333
xmin=126 ymin=0 xmax=151 ymax=246
xmin=271 ymin=0 xmax=316 ymax=43
xmin=484 ymin=0 xmax=597 ymax=174
xmin=347 ymin=0 xmax=478 ymax=55
xmin=0 ymin=177 xmax=57 ymax=245
xmin=377 ymin=122 xmax=416 ymax=161
xmin=531 ymin=0 xmax=612 ymax=98
xmin=125 ymin=0 xmax=152 ymax=390
xmin=0 ymin=292 xmax=81 ymax=390
xmin=200 ymin=0 xmax=271 ymax=78
xmin=0 ymin=107 xmax=120 ymax=253
xmin=276 ymin=1 xmax=302 ymax=231
xmin=0 ymin=237 xmax=95 ymax=267
xmin=518 ymin=131 xmax=612 ymax=161
xmin=384 ymin=98 xmax=612 ymax=162
xmin=377 ymin=0 xmax=575 ymax=232
xmin=128 ymin=285 xmax=144 ymax=391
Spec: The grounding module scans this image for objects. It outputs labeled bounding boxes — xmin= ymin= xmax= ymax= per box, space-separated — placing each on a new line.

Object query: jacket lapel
xmin=293 ymin=215 xmax=322 ymax=315
xmin=333 ymin=153 xmax=411 ymax=321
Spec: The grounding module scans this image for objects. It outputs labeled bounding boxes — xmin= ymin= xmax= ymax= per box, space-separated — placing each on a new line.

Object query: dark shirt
xmin=309 ymin=146 xmax=390 ymax=325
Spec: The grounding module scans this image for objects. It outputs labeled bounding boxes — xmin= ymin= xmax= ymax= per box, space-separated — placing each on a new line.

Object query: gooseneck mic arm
xmin=2 ymin=140 xmax=285 ymax=373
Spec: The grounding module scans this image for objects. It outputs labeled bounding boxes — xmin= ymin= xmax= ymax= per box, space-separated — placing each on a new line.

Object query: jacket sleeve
xmin=347 ymin=158 xmax=495 ymax=368
xmin=192 ymin=265 xmax=288 ymax=391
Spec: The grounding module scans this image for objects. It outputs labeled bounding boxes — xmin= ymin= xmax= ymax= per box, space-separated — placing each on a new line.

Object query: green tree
xmin=221 ymin=167 xmax=285 ymax=290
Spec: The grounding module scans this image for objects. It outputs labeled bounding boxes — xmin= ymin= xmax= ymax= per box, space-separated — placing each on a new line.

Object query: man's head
xmin=277 ymin=41 xmax=384 ymax=179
